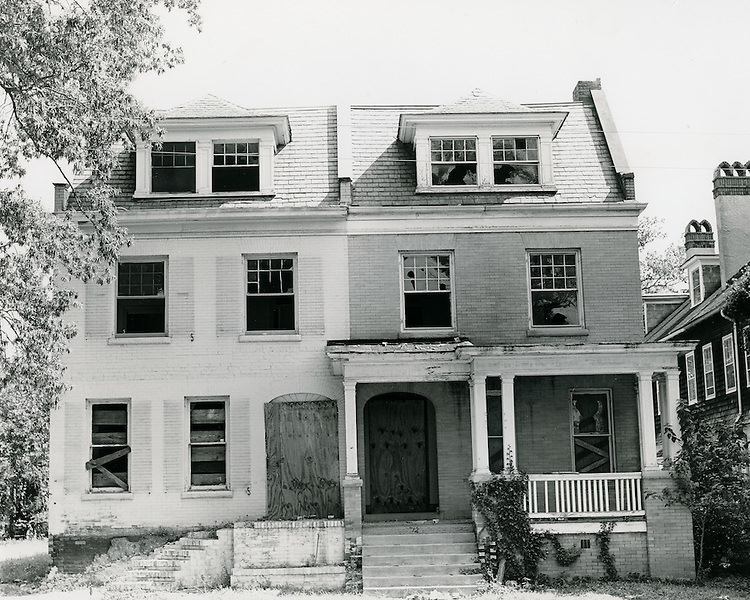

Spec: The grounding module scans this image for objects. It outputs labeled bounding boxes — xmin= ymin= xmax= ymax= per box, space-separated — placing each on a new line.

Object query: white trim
xmin=723 ymin=334 xmax=738 ymax=393
xmin=115 ymin=256 xmax=169 ymax=338
xmin=399 ymin=251 xmax=456 ymax=334
xmin=685 ymin=351 xmax=698 ymax=405
xmin=531 ymin=520 xmax=646 ymax=534
xmin=244 ymin=254 xmax=298 ymax=335
xmin=702 ymin=343 xmax=716 ymax=399
xmin=86 ymin=398 xmax=131 ymax=493
xmin=526 ymin=249 xmax=584 ymax=330
xmin=690 ymin=267 xmax=703 ymax=306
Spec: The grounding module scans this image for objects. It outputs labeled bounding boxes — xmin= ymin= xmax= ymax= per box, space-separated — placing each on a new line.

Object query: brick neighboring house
xmin=49 ymin=81 xmax=695 ymax=584
xmin=645 ymin=163 xmax=750 ymax=432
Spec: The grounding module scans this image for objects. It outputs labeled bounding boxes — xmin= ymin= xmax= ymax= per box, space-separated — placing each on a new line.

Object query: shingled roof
xmin=429 ymin=89 xmax=529 ymax=114
xmin=159 ymin=94 xmax=257 ymax=119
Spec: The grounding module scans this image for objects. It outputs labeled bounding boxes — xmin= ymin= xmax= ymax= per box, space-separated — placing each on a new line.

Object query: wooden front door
xmin=265 ymin=399 xmax=341 ymax=520
xmin=365 ymin=393 xmax=436 ymax=514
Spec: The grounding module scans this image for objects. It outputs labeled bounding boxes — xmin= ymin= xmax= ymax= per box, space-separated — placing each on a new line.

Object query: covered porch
xmin=327 ymin=340 xmax=693 ymax=529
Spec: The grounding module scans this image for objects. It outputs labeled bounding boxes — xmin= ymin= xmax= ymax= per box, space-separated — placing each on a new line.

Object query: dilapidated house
xmin=50 ymin=80 xmax=695 ymax=591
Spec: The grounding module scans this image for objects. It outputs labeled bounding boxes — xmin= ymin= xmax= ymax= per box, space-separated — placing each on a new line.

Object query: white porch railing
xmin=527 ymin=473 xmax=644 ymax=519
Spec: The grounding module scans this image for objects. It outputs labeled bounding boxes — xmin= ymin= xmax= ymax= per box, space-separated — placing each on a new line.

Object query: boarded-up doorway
xmin=265 ymin=397 xmax=341 ymax=520
xmin=365 ymin=393 xmax=438 ymax=514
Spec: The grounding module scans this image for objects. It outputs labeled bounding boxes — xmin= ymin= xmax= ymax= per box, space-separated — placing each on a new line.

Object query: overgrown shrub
xmin=662 ymin=402 xmax=750 ymax=577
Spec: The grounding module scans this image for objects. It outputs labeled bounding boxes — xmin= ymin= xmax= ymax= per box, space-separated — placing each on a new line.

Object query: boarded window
xmin=486 ymin=377 xmax=503 ymax=473
xmin=492 ymin=137 xmax=539 ymax=184
xmin=152 ymin=142 xmax=196 ymax=193
xmin=213 ymin=142 xmax=260 ymax=192
xmin=402 ymin=253 xmax=453 ymax=329
xmin=246 ymin=257 xmax=295 ymax=331
xmin=117 ymin=261 xmax=166 ymax=335
xmin=90 ymin=403 xmax=129 ymax=490
xmin=189 ymin=400 xmax=227 ymax=487
xmin=571 ymin=391 xmax=612 ymax=473
xmin=430 ymin=138 xmax=477 ymax=186
xmin=528 ymin=252 xmax=581 ymax=327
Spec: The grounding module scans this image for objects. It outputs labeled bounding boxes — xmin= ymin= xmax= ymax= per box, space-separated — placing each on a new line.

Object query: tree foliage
xmin=723 ymin=266 xmax=750 ymax=327
xmin=0 ymin=0 xmax=199 ymax=536
xmin=639 ymin=216 xmax=687 ymax=294
xmin=662 ymin=403 xmax=750 ymax=577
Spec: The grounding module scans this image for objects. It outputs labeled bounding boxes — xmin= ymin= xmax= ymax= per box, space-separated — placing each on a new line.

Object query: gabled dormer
xmin=134 ymin=95 xmax=291 ymax=198
xmin=397 ymin=89 xmax=567 ymax=193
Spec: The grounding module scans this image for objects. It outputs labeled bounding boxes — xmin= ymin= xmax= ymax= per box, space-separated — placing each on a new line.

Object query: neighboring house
xmin=49 ymin=81 xmax=695 ymax=582
xmin=645 ymin=163 xmax=750 ymax=432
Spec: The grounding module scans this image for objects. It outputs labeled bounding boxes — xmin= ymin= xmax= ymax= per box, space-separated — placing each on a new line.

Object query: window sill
xmin=182 ymin=489 xmax=233 ymax=499
xmin=81 ymin=491 xmax=133 ymax=501
xmin=238 ymin=333 xmax=301 ymax=343
xmin=526 ymin=327 xmax=589 ymax=337
xmin=108 ymin=336 xmax=171 ymax=345
xmin=133 ymin=191 xmax=275 ymax=200
xmin=415 ymin=184 xmax=557 ymax=194
xmin=399 ymin=328 xmax=457 ymax=338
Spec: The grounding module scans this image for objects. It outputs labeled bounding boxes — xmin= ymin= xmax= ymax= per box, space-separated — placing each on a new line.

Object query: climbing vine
xmin=544 ymin=534 xmax=582 ymax=567
xmin=471 ymin=470 xmax=546 ymax=581
xmin=596 ymin=521 xmax=617 ymax=579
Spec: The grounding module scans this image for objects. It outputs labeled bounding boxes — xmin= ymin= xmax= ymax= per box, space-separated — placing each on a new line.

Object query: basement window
xmin=188 ymin=398 xmax=228 ymax=488
xmin=88 ymin=402 xmax=130 ymax=491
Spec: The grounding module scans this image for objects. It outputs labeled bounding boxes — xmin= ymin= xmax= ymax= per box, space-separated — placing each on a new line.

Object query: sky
xmin=24 ymin=0 xmax=750 ymax=247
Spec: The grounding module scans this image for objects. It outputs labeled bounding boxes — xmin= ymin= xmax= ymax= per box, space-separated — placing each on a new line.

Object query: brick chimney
xmin=572 ymin=79 xmax=601 ymax=103
xmin=53 ymin=183 xmax=69 ymax=212
xmin=683 ymin=219 xmax=721 ymax=305
xmin=713 ymin=161 xmax=750 ymax=285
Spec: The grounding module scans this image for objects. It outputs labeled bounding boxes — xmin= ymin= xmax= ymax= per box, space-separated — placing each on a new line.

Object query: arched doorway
xmin=364 ymin=392 xmax=438 ymax=514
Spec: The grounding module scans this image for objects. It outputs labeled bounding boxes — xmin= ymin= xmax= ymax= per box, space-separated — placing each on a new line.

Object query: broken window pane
xmin=492 ymin=137 xmax=540 ymax=185
xmin=430 ymin=138 xmax=478 ymax=186
xmin=402 ymin=253 xmax=453 ymax=328
xmin=246 ymin=257 xmax=295 ymax=331
xmin=528 ymin=252 xmax=580 ymax=327
xmin=571 ymin=391 xmax=612 ymax=473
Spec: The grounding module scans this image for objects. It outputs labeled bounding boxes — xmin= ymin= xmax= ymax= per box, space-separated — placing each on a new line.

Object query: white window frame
xmin=702 ymin=343 xmax=716 ymax=399
xmin=186 ymin=396 xmax=230 ymax=491
xmin=491 ymin=136 xmax=540 ymax=185
xmin=211 ymin=139 xmax=261 ymax=193
xmin=526 ymin=250 xmax=584 ymax=330
xmin=685 ymin=351 xmax=698 ymax=404
xmin=745 ymin=341 xmax=750 ymax=388
xmin=429 ymin=137 xmax=478 ymax=186
xmin=723 ymin=334 xmax=737 ymax=393
xmin=88 ymin=398 xmax=131 ymax=493
xmin=115 ymin=257 xmax=168 ymax=338
xmin=690 ymin=267 xmax=703 ymax=307
xmin=399 ymin=251 xmax=456 ymax=334
xmin=244 ymin=254 xmax=298 ymax=334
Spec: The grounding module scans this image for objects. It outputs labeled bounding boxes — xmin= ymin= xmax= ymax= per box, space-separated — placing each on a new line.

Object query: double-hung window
xmin=685 ymin=351 xmax=698 ymax=404
xmin=690 ymin=268 xmax=703 ymax=306
xmin=528 ymin=251 xmax=582 ymax=328
xmin=722 ymin=334 xmax=737 ymax=393
xmin=702 ymin=343 xmax=716 ymax=399
xmin=213 ymin=142 xmax=260 ymax=192
xmin=89 ymin=402 xmax=130 ymax=491
xmin=486 ymin=377 xmax=503 ymax=473
xmin=430 ymin=138 xmax=477 ymax=186
xmin=116 ymin=261 xmax=166 ymax=336
xmin=246 ymin=257 xmax=295 ymax=332
xmin=492 ymin=137 xmax=539 ymax=184
xmin=151 ymin=142 xmax=196 ymax=193
xmin=401 ymin=253 xmax=454 ymax=330
xmin=188 ymin=398 xmax=228 ymax=488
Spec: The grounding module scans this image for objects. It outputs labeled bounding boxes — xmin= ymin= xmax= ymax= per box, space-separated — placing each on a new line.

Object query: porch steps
xmin=108 ymin=529 xmax=230 ymax=590
xmin=362 ymin=520 xmax=483 ymax=596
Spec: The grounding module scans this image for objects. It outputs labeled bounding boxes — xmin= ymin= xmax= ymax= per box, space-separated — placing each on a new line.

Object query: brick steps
xmin=362 ymin=520 xmax=483 ymax=596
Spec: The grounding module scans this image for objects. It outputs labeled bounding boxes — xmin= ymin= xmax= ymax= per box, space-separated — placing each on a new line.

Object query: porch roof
xmin=326 ymin=340 xmax=695 ymax=381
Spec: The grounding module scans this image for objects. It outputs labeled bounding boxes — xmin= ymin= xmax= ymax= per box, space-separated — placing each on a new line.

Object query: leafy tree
xmin=0 ymin=0 xmax=199 ymax=536
xmin=662 ymin=402 xmax=750 ymax=577
xmin=639 ymin=216 xmax=687 ymax=294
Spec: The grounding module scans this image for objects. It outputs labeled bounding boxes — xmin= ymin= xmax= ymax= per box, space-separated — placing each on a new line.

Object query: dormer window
xmin=152 ymin=142 xmax=196 ymax=193
xmin=431 ymin=138 xmax=477 ymax=186
xmin=492 ymin=137 xmax=539 ymax=184
xmin=213 ymin=142 xmax=259 ymax=192
xmin=690 ymin=267 xmax=703 ymax=306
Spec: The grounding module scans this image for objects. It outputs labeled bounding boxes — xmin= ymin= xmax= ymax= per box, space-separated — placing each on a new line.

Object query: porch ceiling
xmin=326 ymin=340 xmax=695 ymax=381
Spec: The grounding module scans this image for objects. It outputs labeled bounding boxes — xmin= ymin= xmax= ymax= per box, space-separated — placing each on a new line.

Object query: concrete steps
xmin=362 ymin=520 xmax=483 ymax=596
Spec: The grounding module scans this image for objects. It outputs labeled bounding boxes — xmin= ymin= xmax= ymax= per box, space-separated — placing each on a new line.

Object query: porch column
xmin=343 ymin=379 xmax=358 ymax=476
xmin=662 ymin=368 xmax=682 ymax=461
xmin=501 ymin=374 xmax=517 ymax=469
xmin=637 ymin=371 xmax=660 ymax=471
xmin=469 ymin=375 xmax=491 ymax=479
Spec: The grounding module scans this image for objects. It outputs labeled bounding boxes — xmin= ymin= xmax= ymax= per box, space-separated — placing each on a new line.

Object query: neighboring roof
xmin=159 ymin=94 xmax=257 ymax=119
xmin=429 ymin=89 xmax=528 ymax=114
